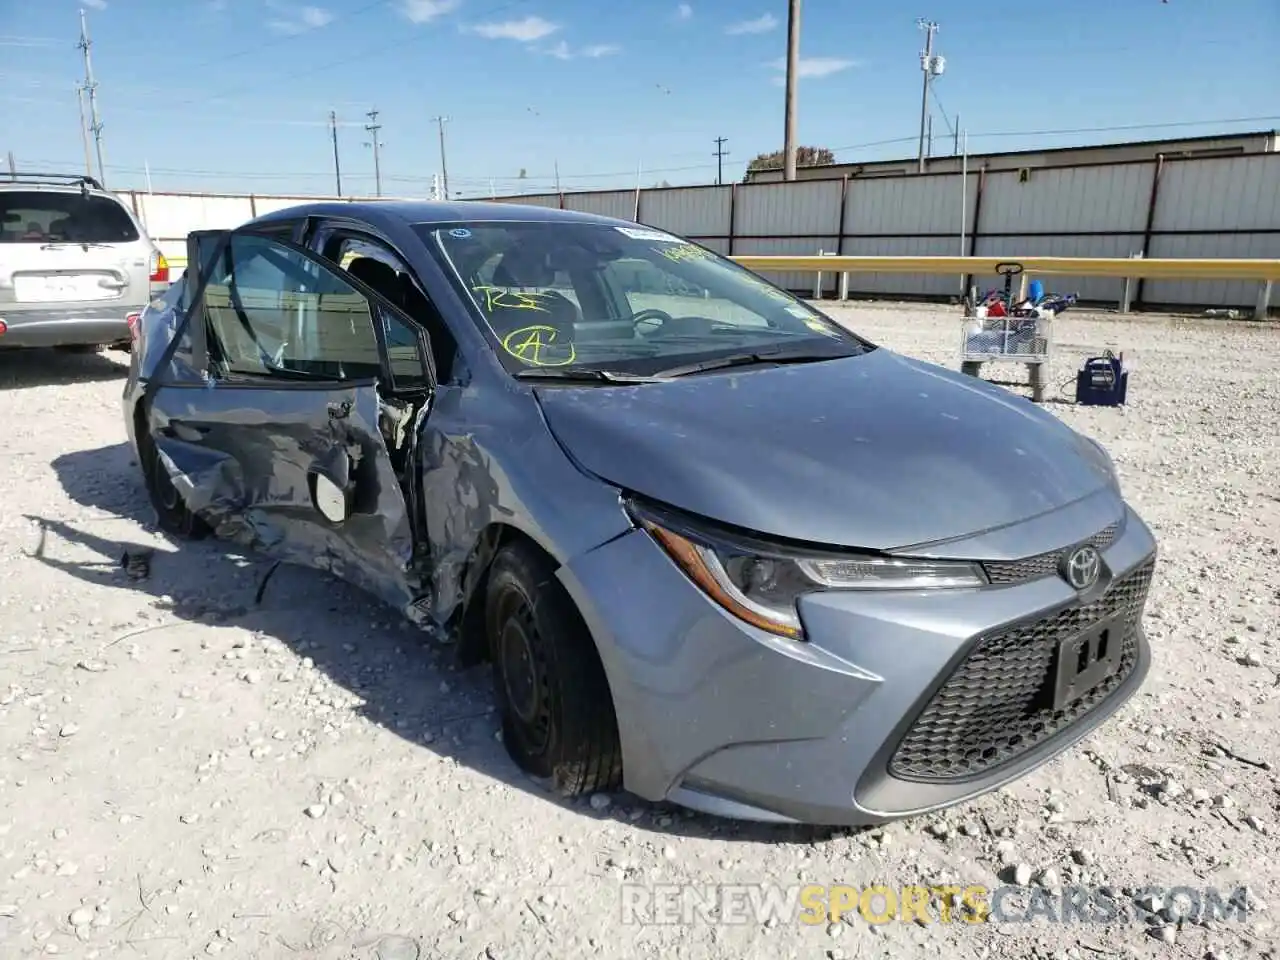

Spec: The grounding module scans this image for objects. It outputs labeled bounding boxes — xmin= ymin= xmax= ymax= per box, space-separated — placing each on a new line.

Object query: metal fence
xmin=124 ymin=151 xmax=1280 ymax=310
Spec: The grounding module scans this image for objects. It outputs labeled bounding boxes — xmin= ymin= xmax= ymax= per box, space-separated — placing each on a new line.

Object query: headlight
xmin=629 ymin=501 xmax=987 ymax=640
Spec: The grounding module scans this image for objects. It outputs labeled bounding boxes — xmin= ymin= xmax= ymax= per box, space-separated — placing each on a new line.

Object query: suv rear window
xmin=0 ymin=190 xmax=140 ymax=244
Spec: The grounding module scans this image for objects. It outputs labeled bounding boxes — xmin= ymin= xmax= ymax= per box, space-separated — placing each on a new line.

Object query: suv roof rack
xmin=4 ymin=172 xmax=106 ymax=191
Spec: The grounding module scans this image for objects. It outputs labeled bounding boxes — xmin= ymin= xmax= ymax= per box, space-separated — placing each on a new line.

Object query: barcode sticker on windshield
xmin=615 ymin=227 xmax=682 ymax=243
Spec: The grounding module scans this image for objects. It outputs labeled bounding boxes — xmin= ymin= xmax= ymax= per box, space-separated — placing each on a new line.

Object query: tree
xmin=745 ymin=145 xmax=836 ymax=179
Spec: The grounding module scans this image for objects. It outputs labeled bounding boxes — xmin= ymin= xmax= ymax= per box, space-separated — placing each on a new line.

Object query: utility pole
xmin=76 ymin=85 xmax=93 ymax=176
xmin=782 ymin=0 xmax=801 ymax=180
xmin=364 ymin=108 xmax=383 ymax=196
xmin=953 ymin=112 xmax=960 ymax=155
xmin=713 ymin=136 xmax=729 ymax=185
xmin=77 ymin=8 xmax=106 ymax=185
xmin=916 ymin=18 xmax=939 ymax=174
xmin=431 ymin=116 xmax=450 ymax=200
xmin=329 ymin=110 xmax=343 ymax=197
xmin=554 ymin=159 xmax=561 ymax=193
xmin=6 ymin=152 xmax=16 ymax=180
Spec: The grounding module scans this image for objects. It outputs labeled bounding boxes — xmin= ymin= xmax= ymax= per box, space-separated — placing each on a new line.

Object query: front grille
xmin=983 ymin=522 xmax=1120 ymax=585
xmin=888 ymin=558 xmax=1154 ymax=782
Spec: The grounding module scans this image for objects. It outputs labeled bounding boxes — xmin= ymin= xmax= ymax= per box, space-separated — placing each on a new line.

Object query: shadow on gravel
xmin=0 ymin=347 xmax=130 ymax=388
xmin=44 ymin=442 xmax=834 ymax=846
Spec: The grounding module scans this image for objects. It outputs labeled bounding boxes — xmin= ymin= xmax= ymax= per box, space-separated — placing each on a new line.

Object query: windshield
xmin=0 ymin=190 xmax=140 ymax=244
xmin=418 ymin=220 xmax=871 ymax=375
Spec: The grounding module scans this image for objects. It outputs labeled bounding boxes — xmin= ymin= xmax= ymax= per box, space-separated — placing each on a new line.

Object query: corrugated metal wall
xmin=639 ymin=186 xmax=731 ymax=254
xmin=562 ymin=190 xmax=635 ymax=220
xmin=126 ymin=151 xmax=1280 ymax=309
xmin=733 ymin=180 xmax=843 ymax=291
xmin=1145 ymin=155 xmax=1280 ymax=306
xmin=843 ymin=173 xmax=977 ymax=297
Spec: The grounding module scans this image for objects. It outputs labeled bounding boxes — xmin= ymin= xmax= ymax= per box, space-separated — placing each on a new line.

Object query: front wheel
xmin=486 ymin=541 xmax=622 ymax=796
xmin=137 ymin=420 xmax=211 ymax=540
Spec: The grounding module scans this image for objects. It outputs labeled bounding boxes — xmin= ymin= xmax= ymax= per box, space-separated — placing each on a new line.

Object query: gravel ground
xmin=1 ymin=304 xmax=1278 ymax=960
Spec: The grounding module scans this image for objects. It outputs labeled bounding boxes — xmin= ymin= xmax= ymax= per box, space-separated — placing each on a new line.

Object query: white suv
xmin=0 ymin=173 xmax=169 ymax=352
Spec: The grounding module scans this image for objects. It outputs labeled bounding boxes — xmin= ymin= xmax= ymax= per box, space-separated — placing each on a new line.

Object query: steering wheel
xmin=631 ymin=308 xmax=675 ymax=336
xmin=995 ymin=261 xmax=1024 ymax=277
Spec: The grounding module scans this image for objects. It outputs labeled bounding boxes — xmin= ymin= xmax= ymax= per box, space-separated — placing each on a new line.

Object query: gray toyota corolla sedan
xmin=123 ymin=201 xmax=1157 ymax=826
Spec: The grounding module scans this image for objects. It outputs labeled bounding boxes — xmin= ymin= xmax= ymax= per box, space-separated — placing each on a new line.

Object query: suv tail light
xmin=149 ymin=251 xmax=170 ymax=284
xmin=126 ymin=312 xmax=142 ymax=342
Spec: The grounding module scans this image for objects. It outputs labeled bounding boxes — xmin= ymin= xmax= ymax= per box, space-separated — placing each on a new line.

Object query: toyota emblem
xmin=1062 ymin=544 xmax=1102 ymax=591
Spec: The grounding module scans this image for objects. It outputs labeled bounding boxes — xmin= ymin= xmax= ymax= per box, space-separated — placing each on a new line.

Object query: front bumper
xmin=558 ymin=501 xmax=1157 ymax=827
xmin=0 ymin=305 xmax=140 ymax=348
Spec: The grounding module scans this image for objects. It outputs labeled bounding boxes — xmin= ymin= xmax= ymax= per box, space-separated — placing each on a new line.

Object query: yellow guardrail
xmin=731 ymin=255 xmax=1280 ymax=281
xmin=159 ymin=253 xmax=1277 ymax=317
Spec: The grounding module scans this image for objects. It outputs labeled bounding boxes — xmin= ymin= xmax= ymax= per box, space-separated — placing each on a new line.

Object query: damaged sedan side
xmin=124 ymin=201 xmax=1156 ymax=828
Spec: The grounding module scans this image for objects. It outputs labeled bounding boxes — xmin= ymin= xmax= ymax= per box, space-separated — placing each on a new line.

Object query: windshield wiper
xmin=653 ymin=348 xmax=847 ymax=379
xmin=41 ymin=241 xmax=110 ymax=250
xmin=514 ymin=367 xmax=668 ymax=384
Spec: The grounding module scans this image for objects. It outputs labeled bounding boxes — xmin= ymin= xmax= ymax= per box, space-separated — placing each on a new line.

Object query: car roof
xmin=248 ymin=199 xmax=630 ymax=231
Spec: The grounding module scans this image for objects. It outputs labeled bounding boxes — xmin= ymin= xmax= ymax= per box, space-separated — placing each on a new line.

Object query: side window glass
xmin=327 ymin=233 xmax=453 ymax=384
xmin=201 ymin=234 xmax=381 ymax=382
xmin=379 ymin=305 xmax=431 ymax=390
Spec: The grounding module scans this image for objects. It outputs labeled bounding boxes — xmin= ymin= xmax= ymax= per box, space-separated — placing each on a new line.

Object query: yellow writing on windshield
xmin=656 ymin=244 xmax=714 ymax=264
xmin=501 ymin=324 xmax=578 ymax=367
xmin=473 ymin=286 xmax=553 ymax=312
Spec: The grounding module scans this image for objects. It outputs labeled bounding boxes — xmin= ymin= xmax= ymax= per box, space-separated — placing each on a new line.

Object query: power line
xmin=0 ymin=36 xmax=60 ymax=47
xmin=18 ymin=113 xmax=1280 ymax=191
xmin=139 ymin=0 xmax=528 ymax=112
xmin=180 ymin=0 xmax=393 ymax=75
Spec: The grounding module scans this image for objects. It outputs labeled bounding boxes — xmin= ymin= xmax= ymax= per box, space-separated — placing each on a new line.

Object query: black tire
xmin=486 ymin=540 xmax=622 ymax=796
xmin=136 ymin=419 xmax=211 ymax=540
xmin=960 ymin=360 xmax=983 ymax=378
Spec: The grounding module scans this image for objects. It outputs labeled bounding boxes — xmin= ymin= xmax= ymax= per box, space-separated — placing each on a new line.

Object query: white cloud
xmin=676 ymin=3 xmax=692 ymax=19
xmin=726 ymin=13 xmax=776 ymax=35
xmin=82 ymin=0 xmax=107 ymax=9
xmin=470 ymin=15 xmax=559 ymax=41
xmin=267 ymin=4 xmax=334 ymax=33
xmin=400 ymin=0 xmax=458 ymax=23
xmin=300 ymin=5 xmax=333 ymax=27
xmin=769 ymin=56 xmax=856 ymax=84
xmin=537 ymin=40 xmax=619 ymax=60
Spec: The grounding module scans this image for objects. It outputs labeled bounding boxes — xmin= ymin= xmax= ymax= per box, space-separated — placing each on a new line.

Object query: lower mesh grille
xmin=888 ymin=559 xmax=1154 ymax=782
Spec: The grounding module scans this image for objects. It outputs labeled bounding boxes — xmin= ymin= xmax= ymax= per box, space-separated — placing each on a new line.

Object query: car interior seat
xmin=345 ymin=256 xmax=456 ymax=382
xmin=484 ymin=248 xmax=580 ymax=351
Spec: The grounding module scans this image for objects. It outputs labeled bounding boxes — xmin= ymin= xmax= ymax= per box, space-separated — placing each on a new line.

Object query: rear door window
xmin=0 ymin=191 xmax=140 ymax=244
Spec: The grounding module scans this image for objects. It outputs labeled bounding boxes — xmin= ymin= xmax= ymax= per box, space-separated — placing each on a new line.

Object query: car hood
xmin=533 ymin=348 xmax=1115 ymax=551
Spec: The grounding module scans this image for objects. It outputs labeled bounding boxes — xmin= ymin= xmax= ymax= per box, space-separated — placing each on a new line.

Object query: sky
xmin=1 ymin=0 xmax=1278 ymax=198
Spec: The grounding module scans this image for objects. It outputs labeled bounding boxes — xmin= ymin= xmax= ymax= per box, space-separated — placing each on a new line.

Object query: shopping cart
xmin=959 ymin=262 xmax=1053 ymax=402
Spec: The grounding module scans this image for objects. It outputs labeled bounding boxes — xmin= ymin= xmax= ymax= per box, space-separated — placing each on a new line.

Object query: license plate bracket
xmin=1052 ymin=614 xmax=1125 ymax=711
